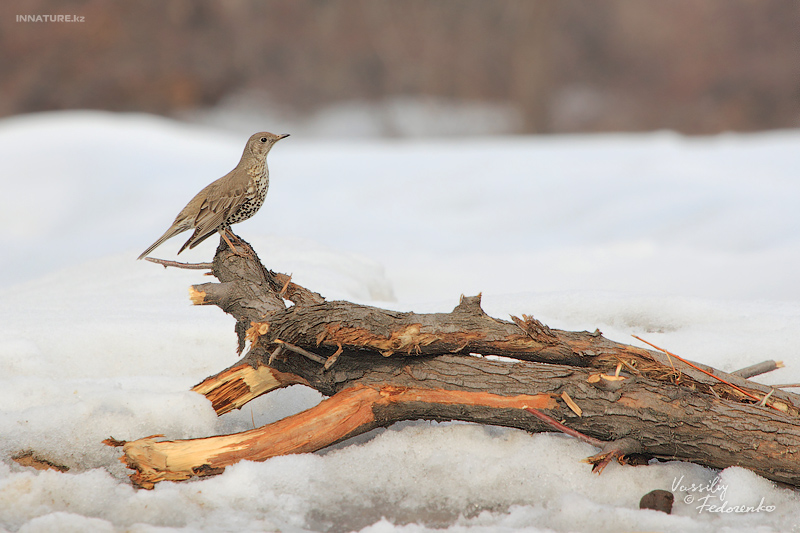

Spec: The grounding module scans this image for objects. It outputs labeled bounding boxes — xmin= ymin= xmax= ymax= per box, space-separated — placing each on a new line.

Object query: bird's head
xmin=247 ymin=131 xmax=290 ymax=158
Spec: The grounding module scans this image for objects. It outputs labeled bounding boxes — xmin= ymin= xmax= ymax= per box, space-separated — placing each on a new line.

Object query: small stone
xmin=639 ymin=489 xmax=674 ymax=514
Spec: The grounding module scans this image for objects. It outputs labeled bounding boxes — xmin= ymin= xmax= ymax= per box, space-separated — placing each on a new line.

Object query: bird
xmin=138 ymin=131 xmax=289 ymax=260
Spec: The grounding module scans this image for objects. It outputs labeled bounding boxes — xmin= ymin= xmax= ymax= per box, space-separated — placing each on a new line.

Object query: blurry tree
xmin=0 ymin=0 xmax=796 ymax=133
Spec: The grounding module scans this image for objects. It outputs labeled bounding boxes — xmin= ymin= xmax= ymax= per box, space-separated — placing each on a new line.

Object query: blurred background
xmin=1 ymin=0 xmax=797 ymax=137
xmin=3 ymin=6 xmax=800 ymax=531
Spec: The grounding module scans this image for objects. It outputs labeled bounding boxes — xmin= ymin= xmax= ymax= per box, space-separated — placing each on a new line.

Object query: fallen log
xmin=112 ymin=238 xmax=800 ymax=489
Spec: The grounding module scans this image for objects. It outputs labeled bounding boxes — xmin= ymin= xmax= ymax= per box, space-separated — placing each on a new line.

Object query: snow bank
xmin=1 ymin=111 xmax=799 ymax=532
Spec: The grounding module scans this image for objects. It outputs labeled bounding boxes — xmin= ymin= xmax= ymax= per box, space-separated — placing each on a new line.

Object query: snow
xmin=1 ymin=110 xmax=800 ymax=532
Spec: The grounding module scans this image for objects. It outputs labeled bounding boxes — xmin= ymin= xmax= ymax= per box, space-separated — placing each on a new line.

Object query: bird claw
xmin=220 ymin=230 xmax=253 ymax=257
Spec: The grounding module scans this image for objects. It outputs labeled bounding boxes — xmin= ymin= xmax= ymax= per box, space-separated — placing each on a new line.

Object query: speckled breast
xmin=227 ymin=172 xmax=269 ymax=225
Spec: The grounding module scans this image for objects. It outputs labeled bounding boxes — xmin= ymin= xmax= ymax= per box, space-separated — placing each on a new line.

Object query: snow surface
xmin=1 ymin=110 xmax=800 ymax=532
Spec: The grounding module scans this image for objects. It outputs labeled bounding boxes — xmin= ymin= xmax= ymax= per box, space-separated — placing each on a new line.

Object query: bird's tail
xmin=179 ymin=227 xmax=219 ymax=254
xmin=137 ymin=224 xmax=189 ymax=260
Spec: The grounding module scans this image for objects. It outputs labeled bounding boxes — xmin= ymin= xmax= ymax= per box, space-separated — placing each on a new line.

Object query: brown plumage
xmin=138 ymin=131 xmax=288 ymax=260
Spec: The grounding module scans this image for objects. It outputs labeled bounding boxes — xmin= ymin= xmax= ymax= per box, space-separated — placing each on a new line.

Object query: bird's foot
xmin=220 ymin=230 xmax=253 ymax=258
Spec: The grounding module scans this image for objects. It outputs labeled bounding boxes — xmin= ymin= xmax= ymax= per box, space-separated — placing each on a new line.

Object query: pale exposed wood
xmin=122 ymin=385 xmax=381 ymax=489
xmin=191 ymin=364 xmax=308 ymax=415
xmin=120 ymin=381 xmax=556 ymax=489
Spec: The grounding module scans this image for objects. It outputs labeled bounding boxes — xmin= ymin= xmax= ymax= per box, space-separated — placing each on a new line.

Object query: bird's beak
xmin=277 ymin=133 xmax=290 ymax=140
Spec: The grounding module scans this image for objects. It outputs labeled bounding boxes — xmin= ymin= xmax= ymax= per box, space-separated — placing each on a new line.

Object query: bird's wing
xmin=195 ymin=185 xmax=247 ymax=231
xmin=179 ymin=173 xmax=250 ymax=251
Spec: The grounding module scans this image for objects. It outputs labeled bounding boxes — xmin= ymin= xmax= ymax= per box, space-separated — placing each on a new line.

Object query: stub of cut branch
xmin=731 ymin=360 xmax=784 ymax=379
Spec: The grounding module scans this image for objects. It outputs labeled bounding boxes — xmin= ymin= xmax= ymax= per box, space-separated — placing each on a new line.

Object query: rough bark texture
xmin=114 ymin=238 xmax=800 ymax=489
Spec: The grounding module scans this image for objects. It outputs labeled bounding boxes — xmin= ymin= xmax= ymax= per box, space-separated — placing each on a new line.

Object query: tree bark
xmin=113 ymin=238 xmax=800 ymax=489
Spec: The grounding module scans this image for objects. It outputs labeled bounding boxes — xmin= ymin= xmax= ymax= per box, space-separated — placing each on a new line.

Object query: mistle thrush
xmin=138 ymin=131 xmax=289 ymax=259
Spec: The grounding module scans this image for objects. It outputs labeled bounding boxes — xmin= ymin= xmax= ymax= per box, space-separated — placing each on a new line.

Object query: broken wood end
xmin=188 ymin=286 xmax=207 ymax=305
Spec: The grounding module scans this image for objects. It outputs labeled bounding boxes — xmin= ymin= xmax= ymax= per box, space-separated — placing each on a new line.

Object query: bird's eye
xmin=260 ymin=137 xmax=267 ymax=142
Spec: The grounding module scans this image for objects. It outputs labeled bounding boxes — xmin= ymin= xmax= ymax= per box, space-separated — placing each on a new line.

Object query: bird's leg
xmin=220 ymin=227 xmax=253 ymax=257
xmin=220 ymin=229 xmax=240 ymax=254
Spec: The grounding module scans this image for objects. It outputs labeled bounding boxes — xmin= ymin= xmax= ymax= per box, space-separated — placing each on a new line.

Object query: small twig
xmin=268 ymin=345 xmax=285 ymax=365
xmin=144 ymin=257 xmax=214 ymax=270
xmin=731 ymin=360 xmax=784 ymax=379
xmin=324 ymin=344 xmax=343 ymax=371
xmin=632 ymin=335 xmax=783 ymax=411
xmin=276 ymin=340 xmax=327 ymax=365
xmin=524 ymin=407 xmax=604 ymax=448
xmin=759 ymin=389 xmax=776 ymax=407
xmin=662 ymin=348 xmax=681 ymax=383
xmin=450 ymin=340 xmax=470 ymax=353
xmin=527 ymin=408 xmax=641 ymax=474
xmin=772 ymin=383 xmax=800 ymax=389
